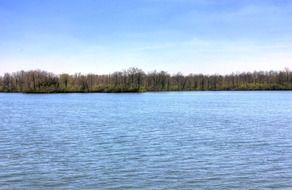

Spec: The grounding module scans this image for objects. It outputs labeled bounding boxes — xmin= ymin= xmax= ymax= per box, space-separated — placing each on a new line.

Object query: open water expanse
xmin=0 ymin=92 xmax=292 ymax=189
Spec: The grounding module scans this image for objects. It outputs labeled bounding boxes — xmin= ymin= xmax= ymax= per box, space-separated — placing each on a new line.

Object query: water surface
xmin=1 ymin=92 xmax=292 ymax=189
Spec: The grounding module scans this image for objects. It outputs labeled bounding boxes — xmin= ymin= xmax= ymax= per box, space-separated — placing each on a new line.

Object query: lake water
xmin=0 ymin=92 xmax=292 ymax=189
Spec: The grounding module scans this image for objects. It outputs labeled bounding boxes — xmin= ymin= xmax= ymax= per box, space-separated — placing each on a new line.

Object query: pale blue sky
xmin=0 ymin=0 xmax=292 ymax=75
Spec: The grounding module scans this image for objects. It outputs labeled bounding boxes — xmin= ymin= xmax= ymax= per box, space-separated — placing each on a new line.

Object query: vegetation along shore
xmin=0 ymin=68 xmax=292 ymax=93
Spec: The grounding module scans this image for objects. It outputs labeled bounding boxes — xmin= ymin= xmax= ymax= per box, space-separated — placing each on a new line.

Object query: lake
xmin=0 ymin=92 xmax=292 ymax=189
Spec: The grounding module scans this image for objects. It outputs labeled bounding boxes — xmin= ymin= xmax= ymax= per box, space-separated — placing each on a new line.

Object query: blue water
xmin=0 ymin=92 xmax=292 ymax=189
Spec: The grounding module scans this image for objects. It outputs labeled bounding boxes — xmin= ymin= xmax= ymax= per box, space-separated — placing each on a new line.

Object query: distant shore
xmin=1 ymin=68 xmax=291 ymax=93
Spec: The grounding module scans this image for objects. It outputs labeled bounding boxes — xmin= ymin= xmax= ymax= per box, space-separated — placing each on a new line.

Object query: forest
xmin=0 ymin=68 xmax=292 ymax=93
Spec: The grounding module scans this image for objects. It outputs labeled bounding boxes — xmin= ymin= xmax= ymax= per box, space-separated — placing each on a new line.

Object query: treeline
xmin=0 ymin=68 xmax=292 ymax=93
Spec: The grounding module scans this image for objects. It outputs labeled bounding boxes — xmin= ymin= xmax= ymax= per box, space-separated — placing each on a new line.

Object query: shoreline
xmin=1 ymin=89 xmax=292 ymax=94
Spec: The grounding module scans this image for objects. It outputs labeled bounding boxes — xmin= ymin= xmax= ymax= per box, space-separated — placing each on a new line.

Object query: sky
xmin=0 ymin=0 xmax=292 ymax=75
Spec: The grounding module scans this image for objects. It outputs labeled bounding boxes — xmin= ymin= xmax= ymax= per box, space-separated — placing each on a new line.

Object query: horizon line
xmin=1 ymin=67 xmax=291 ymax=77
